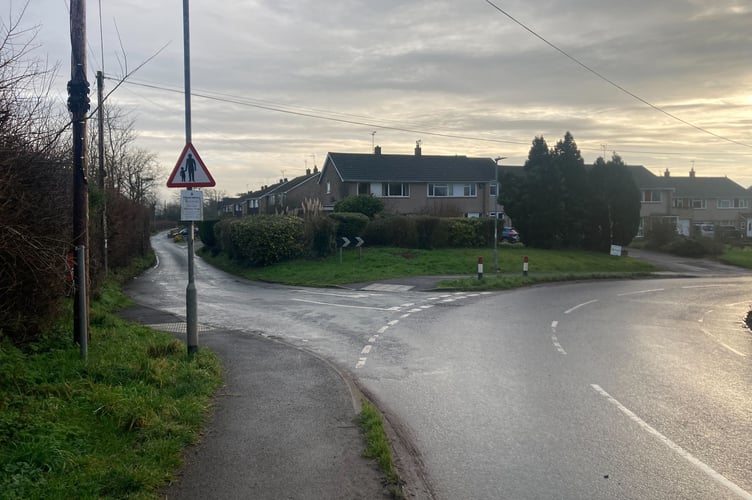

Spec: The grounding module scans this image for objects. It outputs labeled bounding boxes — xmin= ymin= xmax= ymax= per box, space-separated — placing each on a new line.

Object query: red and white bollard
xmin=523 ymin=255 xmax=529 ymax=276
xmin=478 ymin=256 xmax=484 ymax=280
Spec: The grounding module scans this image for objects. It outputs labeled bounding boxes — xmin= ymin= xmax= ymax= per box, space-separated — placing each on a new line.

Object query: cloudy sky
xmin=16 ymin=0 xmax=752 ymax=199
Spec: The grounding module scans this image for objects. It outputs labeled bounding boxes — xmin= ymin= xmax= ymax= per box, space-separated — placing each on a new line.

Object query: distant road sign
xmin=340 ymin=237 xmax=351 ymax=248
xmin=355 ymin=237 xmax=364 ymax=247
xmin=167 ymin=142 xmax=216 ymax=188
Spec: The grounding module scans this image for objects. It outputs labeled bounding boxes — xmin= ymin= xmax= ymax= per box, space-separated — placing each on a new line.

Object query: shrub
xmin=233 ymin=215 xmax=305 ymax=267
xmin=334 ymin=194 xmax=384 ymax=217
xmin=303 ymin=216 xmax=336 ymax=258
xmin=198 ymin=220 xmax=217 ymax=248
xmin=661 ymin=237 xmax=724 ymax=257
xmin=645 ymin=219 xmax=678 ymax=250
xmin=445 ymin=218 xmax=486 ymax=248
xmin=328 ymin=212 xmax=370 ymax=239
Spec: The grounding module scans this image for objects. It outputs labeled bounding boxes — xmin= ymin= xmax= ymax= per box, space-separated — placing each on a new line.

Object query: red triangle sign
xmin=166 ymin=142 xmax=216 ymax=188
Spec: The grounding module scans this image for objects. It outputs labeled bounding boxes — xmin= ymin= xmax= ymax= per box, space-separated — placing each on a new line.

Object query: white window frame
xmin=462 ymin=183 xmax=477 ymax=197
xmin=490 ymin=183 xmax=498 ymax=197
xmin=691 ymin=199 xmax=707 ymax=209
xmin=382 ymin=182 xmax=409 ymax=197
xmin=326 ymin=181 xmax=331 ymax=194
xmin=428 ymin=183 xmax=450 ymax=197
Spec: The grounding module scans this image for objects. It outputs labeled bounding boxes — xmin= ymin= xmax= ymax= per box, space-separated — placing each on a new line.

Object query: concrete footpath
xmin=117 ymin=304 xmax=397 ymax=500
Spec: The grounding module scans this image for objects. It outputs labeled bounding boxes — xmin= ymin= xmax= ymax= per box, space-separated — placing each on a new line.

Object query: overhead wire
xmin=484 ymin=0 xmax=752 ymax=150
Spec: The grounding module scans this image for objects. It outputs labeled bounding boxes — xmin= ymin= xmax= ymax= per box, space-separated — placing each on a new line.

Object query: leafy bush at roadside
xmin=230 ymin=215 xmax=304 ymax=266
xmin=334 ymin=194 xmax=384 ymax=217
xmin=328 ymin=212 xmax=370 ymax=239
xmin=661 ymin=237 xmax=724 ymax=257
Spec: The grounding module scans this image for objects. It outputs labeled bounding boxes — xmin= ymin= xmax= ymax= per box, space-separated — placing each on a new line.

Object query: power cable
xmin=484 ymin=0 xmax=752 ymax=150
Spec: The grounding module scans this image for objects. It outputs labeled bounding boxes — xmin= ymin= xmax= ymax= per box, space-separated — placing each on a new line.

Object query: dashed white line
xmin=591 ymin=384 xmax=752 ymax=500
xmin=361 ymin=345 xmax=372 ymax=355
xmin=356 ymin=357 xmax=367 ymax=369
xmin=400 ymin=313 xmax=411 ymax=319
xmin=420 ymin=305 xmax=434 ymax=309
xmin=699 ymin=327 xmax=747 ymax=357
xmin=616 ymin=288 xmax=664 ymax=297
xmin=377 ymin=326 xmax=389 ymax=334
xmin=564 ymin=299 xmax=598 ymax=314
xmin=368 ymin=336 xmax=377 ymax=343
xmin=388 ymin=320 xmax=399 ymax=326
xmin=408 ymin=308 xmax=422 ymax=313
xmin=551 ymin=320 xmax=558 ymax=329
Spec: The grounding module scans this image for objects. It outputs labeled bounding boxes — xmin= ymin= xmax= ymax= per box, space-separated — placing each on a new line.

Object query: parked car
xmin=501 ymin=227 xmax=520 ymax=243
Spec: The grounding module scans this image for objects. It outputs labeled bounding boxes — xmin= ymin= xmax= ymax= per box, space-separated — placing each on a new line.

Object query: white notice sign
xmin=610 ymin=244 xmax=622 ymax=256
xmin=181 ymin=190 xmax=204 ymax=221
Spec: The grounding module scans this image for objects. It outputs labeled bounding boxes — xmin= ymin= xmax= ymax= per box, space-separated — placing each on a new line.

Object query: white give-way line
xmin=591 ymin=384 xmax=752 ymax=499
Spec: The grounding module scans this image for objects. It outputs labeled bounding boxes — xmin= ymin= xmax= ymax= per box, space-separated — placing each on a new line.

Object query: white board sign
xmin=181 ymin=190 xmax=204 ymax=221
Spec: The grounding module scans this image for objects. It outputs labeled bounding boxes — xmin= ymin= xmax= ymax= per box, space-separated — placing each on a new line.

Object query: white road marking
xmin=368 ymin=336 xmax=377 ymax=343
xmin=551 ymin=336 xmax=567 ymax=355
xmin=400 ymin=313 xmax=411 ymax=318
xmin=420 ymin=305 xmax=434 ymax=309
xmin=699 ymin=327 xmax=747 ymax=357
xmin=726 ymin=301 xmax=752 ymax=307
xmin=388 ymin=320 xmax=399 ymax=326
xmin=363 ymin=283 xmax=414 ymax=292
xmin=378 ymin=326 xmax=389 ymax=334
xmin=617 ymin=288 xmax=665 ymax=297
xmin=290 ymin=298 xmax=399 ymax=311
xmin=682 ymin=284 xmax=727 ymax=289
xmin=356 ymin=357 xmax=367 ymax=369
xmin=293 ymin=290 xmax=373 ymax=298
xmin=564 ymin=299 xmax=598 ymax=314
xmin=551 ymin=320 xmax=558 ymax=329
xmin=409 ymin=308 xmax=422 ymax=313
xmin=401 ymin=303 xmax=415 ymax=308
xmin=591 ymin=384 xmax=752 ymax=500
xmin=361 ymin=345 xmax=372 ymax=354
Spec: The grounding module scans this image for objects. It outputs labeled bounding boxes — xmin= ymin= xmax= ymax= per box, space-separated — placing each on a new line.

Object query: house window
xmin=641 ymin=190 xmax=662 ymax=203
xmin=357 ymin=183 xmax=370 ymax=195
xmin=718 ymin=199 xmax=732 ymax=209
xmin=382 ymin=183 xmax=409 ymax=197
xmin=691 ymin=199 xmax=706 ymax=209
xmin=326 ymin=181 xmax=331 ymax=194
xmin=673 ymin=198 xmax=688 ymax=208
xmin=462 ymin=184 xmax=477 ymax=197
xmin=490 ymin=183 xmax=498 ymax=197
xmin=428 ymin=183 xmax=449 ymax=197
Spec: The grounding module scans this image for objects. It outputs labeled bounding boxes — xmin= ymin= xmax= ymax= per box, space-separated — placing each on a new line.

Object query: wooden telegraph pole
xmin=68 ymin=0 xmax=90 ymax=357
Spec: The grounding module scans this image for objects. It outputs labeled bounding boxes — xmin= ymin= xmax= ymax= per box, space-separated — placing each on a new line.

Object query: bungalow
xmin=317 ymin=143 xmax=499 ymax=217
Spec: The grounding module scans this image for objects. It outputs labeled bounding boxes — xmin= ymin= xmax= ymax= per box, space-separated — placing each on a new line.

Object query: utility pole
xmin=183 ymin=0 xmax=198 ymax=356
xmin=68 ymin=0 xmax=90 ymax=355
xmin=493 ymin=156 xmax=507 ymax=273
xmin=97 ymin=71 xmax=108 ymax=276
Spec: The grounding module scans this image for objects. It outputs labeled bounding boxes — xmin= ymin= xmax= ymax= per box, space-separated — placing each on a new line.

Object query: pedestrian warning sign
xmin=166 ymin=142 xmax=216 ymax=188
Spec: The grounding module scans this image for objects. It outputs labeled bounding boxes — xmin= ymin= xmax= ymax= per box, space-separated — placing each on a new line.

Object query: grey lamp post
xmin=493 ymin=156 xmax=507 ymax=272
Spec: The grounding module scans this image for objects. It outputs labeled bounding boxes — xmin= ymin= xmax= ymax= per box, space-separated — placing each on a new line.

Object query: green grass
xmin=199 ymin=245 xmax=657 ymax=288
xmin=718 ymin=245 xmax=752 ymax=268
xmin=358 ymin=400 xmax=402 ymax=498
xmin=0 ymin=280 xmax=222 ymax=499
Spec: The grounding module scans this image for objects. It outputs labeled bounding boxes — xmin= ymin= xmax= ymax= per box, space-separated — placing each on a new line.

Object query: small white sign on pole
xmin=610 ymin=244 xmax=622 ymax=256
xmin=181 ymin=190 xmax=204 ymax=221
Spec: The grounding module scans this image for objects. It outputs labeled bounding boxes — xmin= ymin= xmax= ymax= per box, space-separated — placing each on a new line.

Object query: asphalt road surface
xmin=134 ymin=236 xmax=752 ymax=499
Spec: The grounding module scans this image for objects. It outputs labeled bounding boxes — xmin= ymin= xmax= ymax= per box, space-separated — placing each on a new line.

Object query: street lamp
xmin=493 ymin=156 xmax=507 ymax=272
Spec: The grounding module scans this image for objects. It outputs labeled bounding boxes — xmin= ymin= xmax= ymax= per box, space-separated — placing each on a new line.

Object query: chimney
xmin=306 ymin=168 xmax=311 ymax=175
xmin=690 ymin=167 xmax=696 ymax=178
xmin=374 ymin=145 xmax=381 ymax=155
xmin=415 ymin=140 xmax=422 ymax=157
xmin=664 ymin=168 xmax=670 ymax=178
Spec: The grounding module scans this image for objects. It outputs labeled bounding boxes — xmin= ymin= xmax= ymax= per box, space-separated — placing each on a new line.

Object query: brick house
xmin=317 ymin=144 xmax=499 ymax=217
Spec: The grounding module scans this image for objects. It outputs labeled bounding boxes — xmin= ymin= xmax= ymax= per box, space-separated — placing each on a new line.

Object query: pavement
xmin=117 ymin=304 xmax=425 ymax=500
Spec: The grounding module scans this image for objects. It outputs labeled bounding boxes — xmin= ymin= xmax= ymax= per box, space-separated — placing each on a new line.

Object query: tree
xmin=585 ymin=153 xmax=641 ymax=251
xmin=552 ymin=132 xmax=588 ymax=248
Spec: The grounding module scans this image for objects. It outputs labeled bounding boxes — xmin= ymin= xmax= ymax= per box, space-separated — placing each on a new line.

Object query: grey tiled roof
xmin=325 ymin=152 xmax=496 ymax=183
xmin=671 ymin=177 xmax=749 ymax=198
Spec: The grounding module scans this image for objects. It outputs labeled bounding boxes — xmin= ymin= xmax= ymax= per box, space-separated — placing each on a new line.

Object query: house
xmin=259 ymin=170 xmax=321 ymax=215
xmin=629 ymin=166 xmax=752 ymax=237
xmin=317 ymin=143 xmax=499 ymax=217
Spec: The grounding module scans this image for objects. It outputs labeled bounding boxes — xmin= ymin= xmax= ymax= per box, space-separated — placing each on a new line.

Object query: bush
xmin=645 ymin=219 xmax=678 ymax=250
xmin=241 ymin=215 xmax=305 ymax=266
xmin=303 ymin=216 xmax=336 ymax=258
xmin=328 ymin=212 xmax=370 ymax=239
xmin=334 ymin=194 xmax=384 ymax=217
xmin=445 ymin=218 xmax=487 ymax=248
xmin=661 ymin=237 xmax=724 ymax=257
xmin=198 ymin=220 xmax=217 ymax=248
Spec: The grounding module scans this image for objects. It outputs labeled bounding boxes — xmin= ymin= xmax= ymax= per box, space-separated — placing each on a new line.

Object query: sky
xmin=13 ymin=0 xmax=752 ymax=200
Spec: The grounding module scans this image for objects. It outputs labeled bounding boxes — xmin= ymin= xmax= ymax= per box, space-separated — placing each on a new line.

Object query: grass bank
xmin=0 ymin=263 xmax=222 ymax=498
xmin=198 ymin=245 xmax=657 ymax=288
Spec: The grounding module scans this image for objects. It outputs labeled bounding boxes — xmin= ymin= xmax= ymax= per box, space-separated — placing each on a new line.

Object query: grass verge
xmin=0 ymin=270 xmax=222 ymax=498
xmin=358 ymin=400 xmax=402 ymax=498
xmin=198 ymin=245 xmax=657 ymax=288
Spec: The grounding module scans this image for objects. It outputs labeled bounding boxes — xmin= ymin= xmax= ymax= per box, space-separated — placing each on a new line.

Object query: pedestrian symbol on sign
xmin=166 ymin=143 xmax=215 ymax=188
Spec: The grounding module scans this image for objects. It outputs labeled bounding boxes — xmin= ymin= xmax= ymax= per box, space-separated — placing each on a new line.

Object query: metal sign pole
xmin=183 ymin=0 xmax=198 ymax=356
